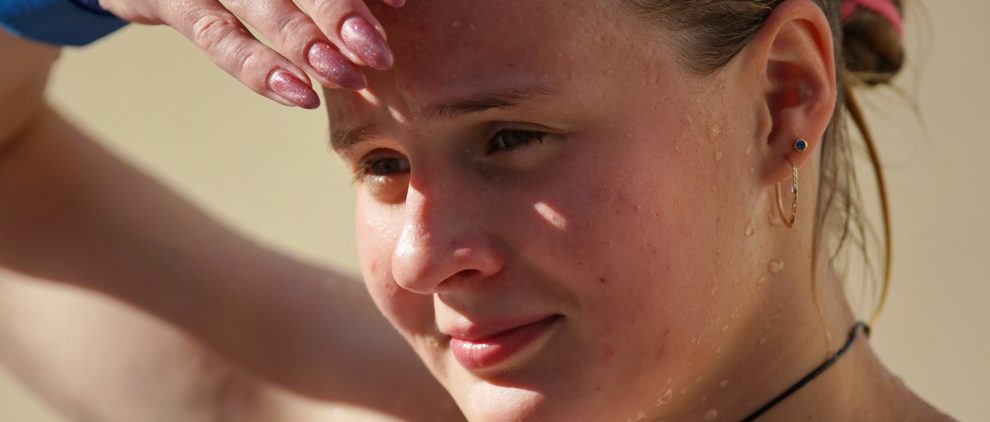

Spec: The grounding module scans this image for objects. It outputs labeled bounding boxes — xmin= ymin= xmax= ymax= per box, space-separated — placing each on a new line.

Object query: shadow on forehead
xmin=324 ymin=1 xmax=642 ymax=151
xmin=327 ymin=83 xmax=558 ymax=153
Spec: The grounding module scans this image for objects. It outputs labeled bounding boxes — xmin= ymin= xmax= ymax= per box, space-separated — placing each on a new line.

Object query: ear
xmin=740 ymin=0 xmax=838 ymax=186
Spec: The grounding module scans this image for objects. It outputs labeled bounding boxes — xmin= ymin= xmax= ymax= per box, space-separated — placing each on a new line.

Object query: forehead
xmin=324 ymin=1 xmax=667 ymax=132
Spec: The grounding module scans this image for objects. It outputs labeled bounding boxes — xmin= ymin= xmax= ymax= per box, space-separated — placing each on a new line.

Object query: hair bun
xmin=841 ymin=0 xmax=905 ymax=85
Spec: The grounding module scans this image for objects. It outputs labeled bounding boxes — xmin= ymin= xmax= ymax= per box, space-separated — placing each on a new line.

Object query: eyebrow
xmin=330 ymin=84 xmax=557 ymax=152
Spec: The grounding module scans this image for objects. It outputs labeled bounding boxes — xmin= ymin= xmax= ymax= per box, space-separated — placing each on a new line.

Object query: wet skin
xmin=326 ymin=1 xmax=790 ymax=420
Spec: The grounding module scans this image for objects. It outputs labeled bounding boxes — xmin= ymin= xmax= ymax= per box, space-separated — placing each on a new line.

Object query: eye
xmin=353 ymin=150 xmax=410 ymax=203
xmin=354 ymin=150 xmax=410 ymax=181
xmin=362 ymin=156 xmax=411 ymax=176
xmin=487 ymin=129 xmax=546 ymax=154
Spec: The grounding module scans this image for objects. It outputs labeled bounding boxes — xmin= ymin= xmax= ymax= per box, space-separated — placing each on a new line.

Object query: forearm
xmin=0 ymin=106 xmax=460 ymax=419
xmin=0 ymin=29 xmax=458 ymax=418
xmin=0 ymin=269 xmax=267 ymax=422
xmin=0 ymin=31 xmax=58 ymax=151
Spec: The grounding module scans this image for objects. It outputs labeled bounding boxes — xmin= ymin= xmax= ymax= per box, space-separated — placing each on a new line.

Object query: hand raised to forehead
xmin=98 ymin=0 xmax=404 ymax=109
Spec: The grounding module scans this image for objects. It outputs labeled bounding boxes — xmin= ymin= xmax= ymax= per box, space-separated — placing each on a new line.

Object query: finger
xmin=217 ymin=0 xmax=366 ymax=90
xmin=163 ymin=1 xmax=320 ymax=109
xmin=298 ymin=0 xmax=395 ymax=70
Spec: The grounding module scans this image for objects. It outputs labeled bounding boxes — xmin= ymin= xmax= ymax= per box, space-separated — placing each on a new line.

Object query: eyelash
xmin=486 ymin=129 xmax=547 ymax=154
xmin=354 ymin=129 xmax=548 ymax=181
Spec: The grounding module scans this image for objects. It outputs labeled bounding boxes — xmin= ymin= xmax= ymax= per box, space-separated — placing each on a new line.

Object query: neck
xmin=713 ymin=252 xmax=951 ymax=422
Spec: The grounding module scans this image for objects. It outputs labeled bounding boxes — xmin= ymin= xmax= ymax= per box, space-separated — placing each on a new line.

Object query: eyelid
xmin=340 ymin=131 xmax=404 ymax=169
xmin=483 ymin=121 xmax=558 ymax=140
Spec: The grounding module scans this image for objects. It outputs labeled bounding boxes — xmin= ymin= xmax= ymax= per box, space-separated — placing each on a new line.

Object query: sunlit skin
xmin=324 ymin=1 xmax=938 ymax=420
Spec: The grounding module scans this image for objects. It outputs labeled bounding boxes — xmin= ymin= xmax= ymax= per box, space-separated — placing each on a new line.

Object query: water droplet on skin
xmin=722 ymin=324 xmax=730 ymax=333
xmin=656 ymin=389 xmax=674 ymax=406
xmin=744 ymin=222 xmax=755 ymax=237
xmin=756 ymin=276 xmax=767 ymax=286
xmin=719 ymin=379 xmax=731 ymax=388
xmin=705 ymin=409 xmax=719 ymax=421
xmin=749 ymin=166 xmax=756 ymax=175
xmin=711 ymin=286 xmax=717 ymax=296
xmin=680 ymin=387 xmax=689 ymax=395
xmin=746 ymin=145 xmax=753 ymax=156
xmin=715 ymin=150 xmax=723 ymax=162
xmin=760 ymin=336 xmax=769 ymax=345
xmin=709 ymin=124 xmax=723 ymax=141
xmin=769 ymin=259 xmax=784 ymax=274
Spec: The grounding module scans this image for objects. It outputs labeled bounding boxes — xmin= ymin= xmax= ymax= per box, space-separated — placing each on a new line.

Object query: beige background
xmin=2 ymin=1 xmax=988 ymax=420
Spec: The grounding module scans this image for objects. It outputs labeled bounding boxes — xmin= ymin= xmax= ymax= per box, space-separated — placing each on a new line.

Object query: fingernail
xmin=308 ymin=42 xmax=366 ymax=90
xmin=268 ymin=70 xmax=320 ymax=109
xmin=340 ymin=16 xmax=394 ymax=70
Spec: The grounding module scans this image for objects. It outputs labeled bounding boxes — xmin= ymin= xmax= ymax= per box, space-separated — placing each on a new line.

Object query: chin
xmin=458 ymin=380 xmax=622 ymax=422
xmin=458 ymin=381 xmax=558 ymax=422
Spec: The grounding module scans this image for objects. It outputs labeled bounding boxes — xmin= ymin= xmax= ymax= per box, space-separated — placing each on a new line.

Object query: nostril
xmin=447 ymin=269 xmax=486 ymax=284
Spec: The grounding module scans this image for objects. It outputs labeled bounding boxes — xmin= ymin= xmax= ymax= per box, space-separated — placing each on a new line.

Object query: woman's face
xmin=327 ymin=1 xmax=776 ymax=420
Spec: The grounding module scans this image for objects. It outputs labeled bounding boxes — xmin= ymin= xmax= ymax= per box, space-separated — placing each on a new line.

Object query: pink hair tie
xmin=840 ymin=0 xmax=904 ymax=37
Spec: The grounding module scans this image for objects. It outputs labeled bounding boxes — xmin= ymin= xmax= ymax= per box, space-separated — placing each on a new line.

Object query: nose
xmin=391 ymin=184 xmax=504 ymax=295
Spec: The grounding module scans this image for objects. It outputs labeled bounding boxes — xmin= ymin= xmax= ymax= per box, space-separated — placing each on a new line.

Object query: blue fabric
xmin=0 ymin=0 xmax=127 ymax=46
xmin=69 ymin=0 xmax=112 ymax=15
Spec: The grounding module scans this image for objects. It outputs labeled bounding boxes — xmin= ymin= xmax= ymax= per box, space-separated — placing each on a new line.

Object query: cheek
xmin=355 ymin=198 xmax=434 ymax=337
xmin=559 ymin=116 xmax=731 ymax=341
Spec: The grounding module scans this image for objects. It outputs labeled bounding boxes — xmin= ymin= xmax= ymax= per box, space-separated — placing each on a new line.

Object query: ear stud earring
xmin=794 ymin=138 xmax=809 ymax=152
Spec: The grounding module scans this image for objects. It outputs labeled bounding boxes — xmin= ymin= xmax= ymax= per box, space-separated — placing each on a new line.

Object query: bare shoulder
xmin=879 ymin=377 xmax=957 ymax=422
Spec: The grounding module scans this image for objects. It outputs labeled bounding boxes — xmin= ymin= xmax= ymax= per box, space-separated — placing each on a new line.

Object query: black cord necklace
xmin=740 ymin=322 xmax=871 ymax=422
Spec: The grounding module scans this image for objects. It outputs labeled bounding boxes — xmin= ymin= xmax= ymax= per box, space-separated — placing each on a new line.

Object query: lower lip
xmin=449 ymin=316 xmax=560 ymax=372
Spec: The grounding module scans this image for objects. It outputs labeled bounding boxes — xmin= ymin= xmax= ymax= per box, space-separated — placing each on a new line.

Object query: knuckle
xmin=310 ymin=0 xmax=342 ymax=24
xmin=233 ymin=48 xmax=263 ymax=80
xmin=277 ymin=13 xmax=318 ymax=47
xmin=190 ymin=12 xmax=244 ymax=52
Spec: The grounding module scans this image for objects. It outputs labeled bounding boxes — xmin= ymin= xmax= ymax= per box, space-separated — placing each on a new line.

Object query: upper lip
xmin=440 ymin=314 xmax=559 ymax=342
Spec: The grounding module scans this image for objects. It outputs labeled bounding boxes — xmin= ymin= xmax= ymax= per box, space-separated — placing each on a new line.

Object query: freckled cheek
xmin=564 ymin=186 xmax=695 ymax=333
xmin=355 ymin=206 xmax=435 ymax=338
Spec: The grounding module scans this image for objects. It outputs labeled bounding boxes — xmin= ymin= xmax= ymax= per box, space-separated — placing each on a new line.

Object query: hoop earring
xmin=775 ymin=139 xmax=806 ymax=228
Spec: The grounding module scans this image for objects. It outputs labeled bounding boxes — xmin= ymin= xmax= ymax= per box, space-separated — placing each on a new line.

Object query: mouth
xmin=447 ymin=315 xmax=563 ymax=373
